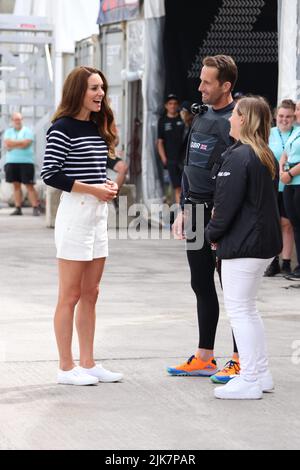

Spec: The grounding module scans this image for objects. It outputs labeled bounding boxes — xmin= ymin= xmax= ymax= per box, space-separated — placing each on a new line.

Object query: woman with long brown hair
xmin=206 ymin=96 xmax=282 ymax=400
xmin=41 ymin=66 xmax=123 ymax=386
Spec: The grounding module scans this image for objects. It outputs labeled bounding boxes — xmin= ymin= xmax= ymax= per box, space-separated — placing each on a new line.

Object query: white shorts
xmin=54 ymin=192 xmax=108 ymax=261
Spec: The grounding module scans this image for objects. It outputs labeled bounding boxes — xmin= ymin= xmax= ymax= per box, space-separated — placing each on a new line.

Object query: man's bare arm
xmin=4 ymin=139 xmax=33 ymax=150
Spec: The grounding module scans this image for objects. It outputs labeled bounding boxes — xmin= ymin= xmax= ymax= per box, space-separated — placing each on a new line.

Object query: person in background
xmin=106 ymin=124 xmax=129 ymax=192
xmin=233 ymin=91 xmax=245 ymax=103
xmin=206 ymin=96 xmax=282 ymax=400
xmin=3 ymin=112 xmax=40 ymax=216
xmin=295 ymin=101 xmax=300 ymax=126
xmin=157 ymin=94 xmax=185 ymax=204
xmin=280 ymin=114 xmax=300 ymax=280
xmin=107 ymin=156 xmax=128 ymax=191
xmin=265 ymin=100 xmax=295 ymax=276
xmin=180 ymin=101 xmax=194 ymax=161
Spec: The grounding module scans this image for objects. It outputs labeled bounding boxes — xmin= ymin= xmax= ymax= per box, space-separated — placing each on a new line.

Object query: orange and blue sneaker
xmin=167 ymin=355 xmax=218 ymax=377
xmin=210 ymin=360 xmax=240 ymax=384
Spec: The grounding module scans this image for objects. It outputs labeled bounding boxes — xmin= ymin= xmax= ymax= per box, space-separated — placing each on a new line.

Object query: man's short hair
xmin=202 ymin=55 xmax=238 ymax=92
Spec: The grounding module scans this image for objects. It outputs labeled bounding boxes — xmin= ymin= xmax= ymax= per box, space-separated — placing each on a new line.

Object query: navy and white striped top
xmin=41 ymin=117 xmax=108 ymax=192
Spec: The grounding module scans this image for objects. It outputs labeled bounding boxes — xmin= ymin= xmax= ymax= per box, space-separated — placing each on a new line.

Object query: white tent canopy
xmin=14 ymin=0 xmax=100 ymax=104
xmin=278 ymin=0 xmax=299 ymax=102
xmin=11 ymin=0 xmax=300 ymax=209
xmin=144 ymin=0 xmax=165 ymax=19
xmin=14 ymin=0 xmax=99 ymax=53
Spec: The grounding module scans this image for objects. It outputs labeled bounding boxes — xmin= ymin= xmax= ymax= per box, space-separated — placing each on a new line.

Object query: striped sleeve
xmin=41 ymin=129 xmax=75 ymax=192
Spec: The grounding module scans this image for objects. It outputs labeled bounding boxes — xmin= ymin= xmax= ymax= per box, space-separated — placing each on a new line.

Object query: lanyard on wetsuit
xmin=277 ymin=127 xmax=294 ymax=150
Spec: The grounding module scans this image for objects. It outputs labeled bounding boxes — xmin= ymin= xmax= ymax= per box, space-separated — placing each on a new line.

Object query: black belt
xmin=186 ymin=192 xmax=213 ymax=206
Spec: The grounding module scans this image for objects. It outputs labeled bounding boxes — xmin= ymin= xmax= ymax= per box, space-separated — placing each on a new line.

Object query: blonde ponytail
xmin=236 ymin=96 xmax=276 ymax=179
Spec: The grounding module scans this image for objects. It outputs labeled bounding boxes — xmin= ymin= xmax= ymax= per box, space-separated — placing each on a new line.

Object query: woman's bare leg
xmin=76 ymin=258 xmax=106 ymax=368
xmin=55 ymin=259 xmax=86 ymax=371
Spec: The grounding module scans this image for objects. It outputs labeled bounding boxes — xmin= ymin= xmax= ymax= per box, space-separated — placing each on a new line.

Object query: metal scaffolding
xmin=0 ymin=14 xmax=54 ymax=174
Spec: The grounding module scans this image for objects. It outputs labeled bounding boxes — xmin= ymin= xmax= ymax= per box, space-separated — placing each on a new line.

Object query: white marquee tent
xmin=13 ymin=0 xmax=300 ymax=103
xmin=14 ymin=0 xmax=100 ymax=105
xmin=7 ymin=0 xmax=300 ymax=208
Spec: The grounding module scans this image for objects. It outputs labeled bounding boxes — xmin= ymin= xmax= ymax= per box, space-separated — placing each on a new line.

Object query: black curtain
xmin=164 ymin=0 xmax=278 ymax=107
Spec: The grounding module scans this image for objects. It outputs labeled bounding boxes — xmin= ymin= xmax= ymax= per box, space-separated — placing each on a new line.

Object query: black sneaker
xmin=285 ymin=268 xmax=300 ymax=281
xmin=264 ymin=257 xmax=281 ymax=277
xmin=281 ymin=260 xmax=292 ymax=276
xmin=10 ymin=207 xmax=23 ymax=216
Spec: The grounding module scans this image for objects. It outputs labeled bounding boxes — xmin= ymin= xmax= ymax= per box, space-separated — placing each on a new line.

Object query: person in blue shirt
xmin=265 ymin=100 xmax=296 ymax=276
xmin=295 ymin=101 xmax=300 ymax=126
xmin=280 ymin=120 xmax=300 ymax=280
xmin=4 ymin=113 xmax=40 ymax=216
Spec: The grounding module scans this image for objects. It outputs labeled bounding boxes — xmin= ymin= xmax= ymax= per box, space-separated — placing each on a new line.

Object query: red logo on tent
xmin=102 ymin=0 xmax=119 ymax=12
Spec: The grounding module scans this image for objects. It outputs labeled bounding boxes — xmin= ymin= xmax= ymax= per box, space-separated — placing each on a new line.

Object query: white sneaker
xmin=258 ymin=370 xmax=274 ymax=393
xmin=57 ymin=367 xmax=99 ymax=386
xmin=214 ymin=376 xmax=263 ymax=400
xmin=79 ymin=365 xmax=123 ymax=383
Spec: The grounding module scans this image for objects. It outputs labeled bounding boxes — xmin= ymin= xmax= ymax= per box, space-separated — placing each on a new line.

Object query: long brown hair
xmin=52 ymin=66 xmax=116 ymax=156
xmin=236 ymin=96 xmax=276 ymax=179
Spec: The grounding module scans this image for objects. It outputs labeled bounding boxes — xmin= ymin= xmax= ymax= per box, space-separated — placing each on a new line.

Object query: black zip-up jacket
xmin=205 ymin=142 xmax=283 ymax=260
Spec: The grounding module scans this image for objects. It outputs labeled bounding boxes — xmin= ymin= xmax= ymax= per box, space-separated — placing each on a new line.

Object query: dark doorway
xmin=164 ymin=0 xmax=278 ymax=107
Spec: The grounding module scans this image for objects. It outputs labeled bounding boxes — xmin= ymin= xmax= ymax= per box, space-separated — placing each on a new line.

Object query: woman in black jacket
xmin=206 ymin=96 xmax=282 ymax=400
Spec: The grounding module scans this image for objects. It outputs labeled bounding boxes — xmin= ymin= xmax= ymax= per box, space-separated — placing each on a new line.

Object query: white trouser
xmin=221 ymin=258 xmax=272 ymax=382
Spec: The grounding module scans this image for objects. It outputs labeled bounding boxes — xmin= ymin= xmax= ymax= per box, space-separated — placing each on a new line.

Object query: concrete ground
xmin=0 ymin=206 xmax=299 ymax=450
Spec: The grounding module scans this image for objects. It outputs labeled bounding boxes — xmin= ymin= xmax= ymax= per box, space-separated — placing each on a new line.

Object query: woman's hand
xmin=92 ymin=183 xmax=118 ymax=202
xmin=106 ymin=180 xmax=119 ymax=193
xmin=279 ymin=152 xmax=288 ymax=174
xmin=280 ymin=172 xmax=292 ymax=185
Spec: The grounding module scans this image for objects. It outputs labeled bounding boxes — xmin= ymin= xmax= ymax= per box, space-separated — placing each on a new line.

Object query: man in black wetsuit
xmin=168 ymin=56 xmax=240 ymax=384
